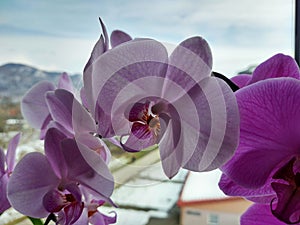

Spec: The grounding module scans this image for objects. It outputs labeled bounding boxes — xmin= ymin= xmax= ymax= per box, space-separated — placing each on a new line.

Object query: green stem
xmin=28 ymin=217 xmax=43 ymax=225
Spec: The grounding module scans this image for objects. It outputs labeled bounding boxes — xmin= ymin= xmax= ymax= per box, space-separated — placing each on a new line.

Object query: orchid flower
xmin=83 ymin=31 xmax=240 ymax=178
xmin=21 ymin=72 xmax=75 ymax=139
xmin=7 ymin=128 xmax=114 ymax=224
xmin=0 ymin=133 xmax=21 ymax=214
xmin=74 ymin=188 xmax=116 ymax=225
xmin=22 ymin=73 xmax=112 ymax=164
xmin=219 ymin=53 xmax=300 ymax=224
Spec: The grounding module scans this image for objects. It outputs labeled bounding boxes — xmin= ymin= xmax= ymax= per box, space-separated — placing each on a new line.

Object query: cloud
xmin=0 ymin=0 xmax=295 ymax=75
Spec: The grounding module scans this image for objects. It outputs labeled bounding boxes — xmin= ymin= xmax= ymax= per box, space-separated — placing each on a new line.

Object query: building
xmin=177 ymin=170 xmax=252 ymax=225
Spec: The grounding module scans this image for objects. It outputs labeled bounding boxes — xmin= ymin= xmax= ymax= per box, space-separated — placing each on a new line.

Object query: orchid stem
xmin=28 ymin=217 xmax=43 ymax=225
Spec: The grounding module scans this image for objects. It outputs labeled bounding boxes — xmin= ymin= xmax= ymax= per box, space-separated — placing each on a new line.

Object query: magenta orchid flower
xmin=219 ymin=54 xmax=300 ymax=224
xmin=83 ymin=32 xmax=240 ymax=178
xmin=219 ymin=76 xmax=300 ymax=224
xmin=7 ymin=128 xmax=114 ymax=224
xmin=0 ymin=133 xmax=21 ymax=214
xmin=21 ymin=72 xmax=75 ymax=139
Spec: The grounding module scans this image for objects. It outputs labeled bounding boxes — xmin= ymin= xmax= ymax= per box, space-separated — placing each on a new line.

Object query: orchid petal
xmin=7 ymin=152 xmax=60 ymax=218
xmin=83 ymin=34 xmax=105 ymax=112
xmin=159 ymin=77 xmax=239 ymax=177
xmin=43 ymin=189 xmax=67 ymax=212
xmin=80 ymin=87 xmax=89 ymax=110
xmin=159 ymin=113 xmax=182 ymax=178
xmin=92 ymin=39 xmax=168 ymax=136
xmin=219 ymin=173 xmax=275 ymax=204
xmin=248 ymin=54 xmax=300 ymax=85
xmin=241 ymin=204 xmax=287 ymax=225
xmin=99 ymin=18 xmax=109 ymax=51
xmin=121 ymin=122 xmax=157 ymax=152
xmin=72 ymin=98 xmax=111 ymax=162
xmin=60 ymin=139 xmax=114 ymax=201
xmin=58 ymin=202 xmax=84 ymax=225
xmin=231 ymin=74 xmax=252 ymax=88
xmin=45 ymin=128 xmax=68 ymax=179
xmin=183 ymin=77 xmax=239 ymax=171
xmin=72 ymin=95 xmax=97 ymax=135
xmin=110 ymin=30 xmax=132 ymax=48
xmin=271 ymin=182 xmax=300 ymax=224
xmin=6 ymin=133 xmax=21 ymax=173
xmin=40 ymin=114 xmax=53 ymax=139
xmin=125 ymin=101 xmax=150 ymax=122
xmin=222 ymin=78 xmax=300 ymax=188
xmin=84 ymin=18 xmax=108 ymax=73
xmin=73 ymin=208 xmax=89 ymax=225
xmin=46 ymin=120 xmax=74 ymax=138
xmin=46 ymin=89 xmax=74 ymax=134
xmin=0 ymin=148 xmax=5 ymax=176
xmin=164 ymin=36 xmax=212 ymax=98
xmin=0 ymin=174 xmax=10 ymax=213
xmin=57 ymin=72 xmax=74 ymax=92
xmin=21 ymin=81 xmax=55 ymax=129
xmin=90 ymin=211 xmax=117 ymax=225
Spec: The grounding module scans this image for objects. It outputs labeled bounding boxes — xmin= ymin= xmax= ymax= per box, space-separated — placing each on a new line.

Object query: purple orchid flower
xmin=7 ymin=128 xmax=114 ymax=224
xmin=219 ymin=54 xmax=300 ymax=224
xmin=22 ymin=73 xmax=112 ymax=163
xmin=230 ymin=53 xmax=300 ymax=88
xmin=219 ymin=76 xmax=300 ymax=224
xmin=21 ymin=72 xmax=75 ymax=139
xmin=74 ymin=188 xmax=116 ymax=225
xmin=0 ymin=133 xmax=21 ymax=214
xmin=83 ymin=33 xmax=240 ymax=178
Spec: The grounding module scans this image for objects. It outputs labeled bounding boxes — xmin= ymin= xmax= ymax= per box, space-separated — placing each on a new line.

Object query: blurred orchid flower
xmin=74 ymin=189 xmax=116 ymax=225
xmin=21 ymin=72 xmax=74 ymax=139
xmin=21 ymin=74 xmax=112 ymax=163
xmin=7 ymin=128 xmax=114 ymax=224
xmin=0 ymin=133 xmax=21 ymax=214
xmin=83 ymin=33 xmax=240 ymax=178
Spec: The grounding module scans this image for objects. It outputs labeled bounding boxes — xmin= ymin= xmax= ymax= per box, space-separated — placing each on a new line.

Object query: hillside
xmin=0 ymin=63 xmax=82 ymax=101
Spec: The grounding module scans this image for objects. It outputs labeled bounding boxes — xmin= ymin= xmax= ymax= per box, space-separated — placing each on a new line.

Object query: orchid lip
xmin=270 ymin=157 xmax=300 ymax=224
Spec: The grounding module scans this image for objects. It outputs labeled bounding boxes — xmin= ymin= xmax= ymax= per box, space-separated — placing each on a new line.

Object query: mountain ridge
xmin=0 ymin=63 xmax=82 ymax=101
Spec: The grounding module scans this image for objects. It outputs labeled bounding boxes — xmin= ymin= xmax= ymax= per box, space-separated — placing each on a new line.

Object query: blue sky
xmin=0 ymin=0 xmax=294 ymax=76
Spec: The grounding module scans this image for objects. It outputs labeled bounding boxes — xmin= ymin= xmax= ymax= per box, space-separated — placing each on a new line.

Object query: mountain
xmin=0 ymin=63 xmax=82 ymax=102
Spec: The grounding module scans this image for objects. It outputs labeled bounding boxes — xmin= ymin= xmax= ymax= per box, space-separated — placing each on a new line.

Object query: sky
xmin=0 ymin=0 xmax=295 ymax=76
